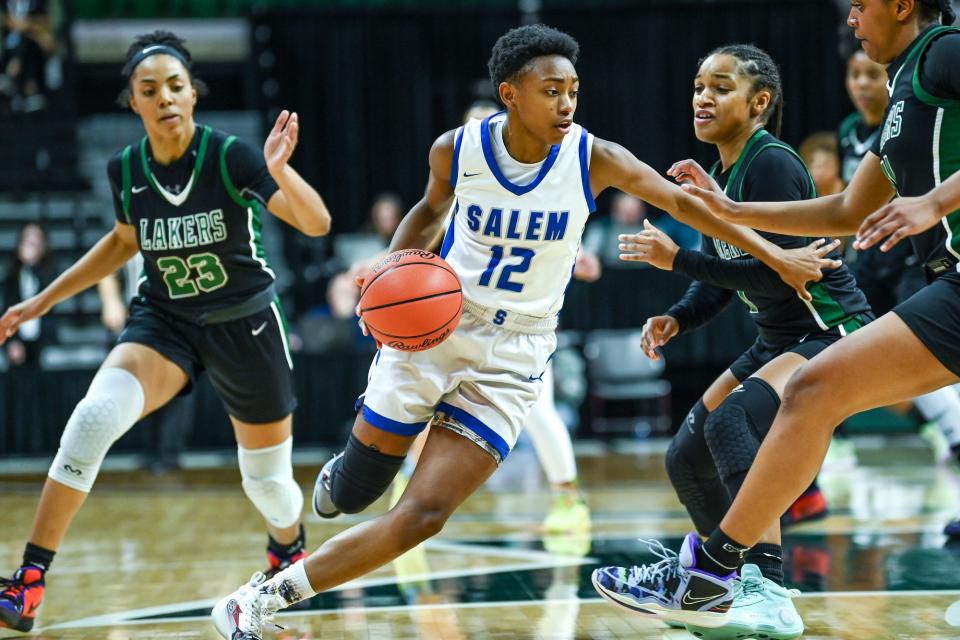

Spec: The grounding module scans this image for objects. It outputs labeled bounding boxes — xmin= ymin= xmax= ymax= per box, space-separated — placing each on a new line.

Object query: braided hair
xmin=702 ymin=44 xmax=784 ymax=137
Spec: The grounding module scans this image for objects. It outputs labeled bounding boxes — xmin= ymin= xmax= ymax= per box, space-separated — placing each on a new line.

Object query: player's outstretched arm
xmin=589 ymin=138 xmax=837 ymax=301
xmin=671 ymin=153 xmax=895 ymax=237
xmin=856 ymin=168 xmax=960 ymax=252
xmin=0 ymin=222 xmax=139 ymax=343
xmin=388 ymin=130 xmax=457 ymax=252
xmin=264 ymin=110 xmax=332 ymax=237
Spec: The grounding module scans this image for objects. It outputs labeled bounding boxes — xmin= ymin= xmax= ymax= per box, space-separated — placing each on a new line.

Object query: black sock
xmin=697 ymin=528 xmax=749 ymax=576
xmin=268 ymin=525 xmax=305 ymax=559
xmin=23 ymin=542 xmax=55 ymax=572
xmin=745 ymin=542 xmax=783 ymax=586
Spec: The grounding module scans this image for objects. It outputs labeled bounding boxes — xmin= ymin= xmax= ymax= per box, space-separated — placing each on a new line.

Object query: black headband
xmin=121 ymin=44 xmax=190 ymax=78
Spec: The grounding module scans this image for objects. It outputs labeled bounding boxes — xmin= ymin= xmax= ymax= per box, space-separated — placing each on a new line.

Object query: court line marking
xmin=36 ymin=590 xmax=960 ymax=631
xmin=41 ymin=539 xmax=595 ymax=631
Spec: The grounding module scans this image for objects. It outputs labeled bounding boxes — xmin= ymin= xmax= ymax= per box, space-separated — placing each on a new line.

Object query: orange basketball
xmin=359 ymin=250 xmax=463 ymax=352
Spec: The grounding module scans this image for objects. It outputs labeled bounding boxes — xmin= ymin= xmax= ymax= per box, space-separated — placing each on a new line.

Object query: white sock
xmin=525 ymin=364 xmax=578 ymax=486
xmin=265 ymin=559 xmax=316 ymax=606
xmin=915 ymin=387 xmax=960 ymax=447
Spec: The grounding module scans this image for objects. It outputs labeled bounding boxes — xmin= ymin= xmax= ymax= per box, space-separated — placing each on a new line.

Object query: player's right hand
xmin=668 ymin=158 xmax=740 ymax=220
xmin=0 ymin=295 xmax=50 ymax=345
xmin=640 ymin=315 xmax=679 ymax=361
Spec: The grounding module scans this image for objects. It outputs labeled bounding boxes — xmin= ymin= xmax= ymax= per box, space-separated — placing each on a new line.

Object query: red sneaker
xmin=265 ymin=549 xmax=307 ymax=580
xmin=781 ymin=487 xmax=829 ymax=528
xmin=0 ymin=565 xmax=45 ymax=632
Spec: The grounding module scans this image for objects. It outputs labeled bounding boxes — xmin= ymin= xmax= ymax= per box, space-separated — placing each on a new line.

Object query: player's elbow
xmin=302 ymin=212 xmax=332 ymax=237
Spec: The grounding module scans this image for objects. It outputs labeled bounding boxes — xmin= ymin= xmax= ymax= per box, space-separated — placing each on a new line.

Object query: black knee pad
xmin=330 ymin=434 xmax=405 ymax=514
xmin=704 ymin=378 xmax=781 ymax=483
xmin=666 ymin=400 xmax=714 ymax=480
xmin=666 ymin=399 xmax=730 ymax=535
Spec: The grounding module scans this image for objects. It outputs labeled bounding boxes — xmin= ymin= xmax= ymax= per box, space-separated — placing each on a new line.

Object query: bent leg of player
xmin=525 ymin=364 xmax=590 ymax=533
xmin=688 ymin=355 xmax=807 ymax=639
xmin=615 ymin=309 xmax=959 ymax=628
xmin=233 ymin=416 xmax=306 ymax=577
xmin=664 ymin=369 xmax=742 ymax=536
xmin=0 ymin=343 xmax=186 ymax=632
xmin=213 ymin=425 xmax=499 ymax=639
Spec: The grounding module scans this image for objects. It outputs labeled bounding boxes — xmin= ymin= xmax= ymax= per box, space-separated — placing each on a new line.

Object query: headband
xmin=121 ymin=44 xmax=191 ymax=78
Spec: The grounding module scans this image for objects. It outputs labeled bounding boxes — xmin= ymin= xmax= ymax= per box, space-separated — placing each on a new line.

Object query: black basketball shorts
xmin=893 ymin=271 xmax=960 ymax=379
xmin=728 ymin=314 xmax=873 ymax=382
xmin=117 ymin=297 xmax=297 ymax=423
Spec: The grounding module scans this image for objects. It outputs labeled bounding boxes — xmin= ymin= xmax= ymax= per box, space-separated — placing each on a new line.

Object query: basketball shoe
xmin=311 ymin=451 xmax=344 ymax=519
xmin=685 ymin=564 xmax=803 ymax=639
xmin=212 ymin=572 xmax=287 ymax=640
xmin=944 ymin=517 xmax=960 ymax=538
xmin=591 ymin=533 xmax=735 ymax=628
xmin=543 ymin=493 xmax=591 ymax=534
xmin=0 ymin=565 xmax=45 ymax=632
xmin=781 ymin=486 xmax=828 ymax=528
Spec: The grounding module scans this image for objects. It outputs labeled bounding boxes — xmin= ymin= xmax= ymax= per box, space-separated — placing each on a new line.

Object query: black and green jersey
xmin=838 ymin=112 xmax=881 ymax=184
xmin=874 ymin=25 xmax=960 ymax=278
xmin=668 ymin=129 xmax=871 ymax=342
xmin=107 ymin=125 xmax=280 ymax=318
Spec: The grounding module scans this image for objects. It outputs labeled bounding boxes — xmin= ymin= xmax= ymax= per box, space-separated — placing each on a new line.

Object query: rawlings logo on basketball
xmin=360 ymin=250 xmax=463 ymax=352
xmin=385 ymin=328 xmax=453 ymax=352
xmin=371 ymin=249 xmax=437 ymax=274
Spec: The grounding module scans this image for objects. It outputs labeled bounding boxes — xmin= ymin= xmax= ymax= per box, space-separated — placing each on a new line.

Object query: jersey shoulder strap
xmin=120 ymin=144 xmax=133 ymax=224
xmin=738 ymin=141 xmax=817 ymax=200
xmin=838 ymin=112 xmax=861 ymax=139
xmin=218 ymin=134 xmax=258 ymax=208
xmin=911 ymin=25 xmax=960 ymax=107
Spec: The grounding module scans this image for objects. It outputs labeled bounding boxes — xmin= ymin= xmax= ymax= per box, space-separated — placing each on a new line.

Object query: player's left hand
xmin=774 ymin=238 xmax=842 ymax=302
xmin=854 ymin=195 xmax=943 ymax=252
xmin=264 ymin=110 xmax=299 ymax=176
xmin=618 ymin=219 xmax=680 ymax=270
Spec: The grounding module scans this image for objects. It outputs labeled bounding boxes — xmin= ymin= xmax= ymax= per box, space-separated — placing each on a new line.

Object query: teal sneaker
xmin=685 ymin=564 xmax=803 ymax=639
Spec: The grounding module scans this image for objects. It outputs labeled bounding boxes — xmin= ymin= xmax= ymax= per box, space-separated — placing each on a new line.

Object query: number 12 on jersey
xmin=478 ymin=245 xmax=535 ymax=292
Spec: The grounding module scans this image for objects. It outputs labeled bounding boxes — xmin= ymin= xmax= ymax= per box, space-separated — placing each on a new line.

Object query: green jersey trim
xmin=270 ymin=298 xmax=294 ymax=370
xmin=138 ymin=125 xmax=212 ymax=207
xmin=220 ymin=135 xmax=277 ymax=281
xmin=911 ymin=26 xmax=960 ymax=108
xmin=838 ymin=112 xmax=862 ymax=139
xmin=120 ymin=145 xmax=132 ymax=224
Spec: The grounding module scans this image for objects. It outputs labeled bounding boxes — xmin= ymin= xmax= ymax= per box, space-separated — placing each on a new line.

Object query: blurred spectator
xmin=583 ymin=192 xmax=699 ymax=267
xmin=0 ymin=0 xmax=56 ymax=112
xmin=799 ymin=132 xmax=845 ymax=197
xmin=1 ymin=222 xmax=55 ymax=366
xmin=98 ymin=255 xmax=196 ymax=474
xmin=331 ymin=192 xmax=403 ymax=269
xmin=463 ymin=99 xmax=499 ymax=122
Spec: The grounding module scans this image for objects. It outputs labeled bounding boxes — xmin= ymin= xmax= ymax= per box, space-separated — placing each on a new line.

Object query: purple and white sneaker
xmin=591 ymin=532 xmax=735 ymax=628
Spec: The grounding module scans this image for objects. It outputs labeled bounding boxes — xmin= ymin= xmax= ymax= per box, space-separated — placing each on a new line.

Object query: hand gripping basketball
xmin=358 ymin=250 xmax=464 ymax=352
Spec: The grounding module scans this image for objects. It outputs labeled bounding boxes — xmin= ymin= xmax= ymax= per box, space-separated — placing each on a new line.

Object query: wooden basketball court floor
xmin=2 ymin=439 xmax=960 ymax=639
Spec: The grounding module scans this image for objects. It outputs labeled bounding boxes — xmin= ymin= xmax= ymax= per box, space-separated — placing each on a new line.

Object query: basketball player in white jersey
xmin=212 ymin=25 xmax=838 ymax=638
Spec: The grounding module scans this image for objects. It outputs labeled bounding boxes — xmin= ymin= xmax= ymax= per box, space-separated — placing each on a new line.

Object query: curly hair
xmin=487 ymin=25 xmax=579 ymax=90
xmin=116 ymin=30 xmax=208 ymax=107
xmin=702 ymin=44 xmax=784 ymax=137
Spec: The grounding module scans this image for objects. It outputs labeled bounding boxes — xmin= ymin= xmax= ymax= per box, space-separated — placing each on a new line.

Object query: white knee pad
xmin=49 ymin=368 xmax=145 ymax=492
xmin=239 ymin=436 xmax=303 ymax=529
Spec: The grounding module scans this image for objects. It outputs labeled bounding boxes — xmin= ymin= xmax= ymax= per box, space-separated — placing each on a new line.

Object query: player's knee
xmin=239 ymin=437 xmax=303 ymax=528
xmin=329 ymin=434 xmax=405 ymax=514
xmin=391 ymin=499 xmax=450 ymax=542
xmin=49 ymin=368 xmax=145 ymax=492
xmin=704 ymin=403 xmax=760 ymax=482
xmin=782 ymin=362 xmax=827 ymax=410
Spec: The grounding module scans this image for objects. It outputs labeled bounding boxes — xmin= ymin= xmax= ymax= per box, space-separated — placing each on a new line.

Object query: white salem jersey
xmin=439 ymin=111 xmax=595 ymax=318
